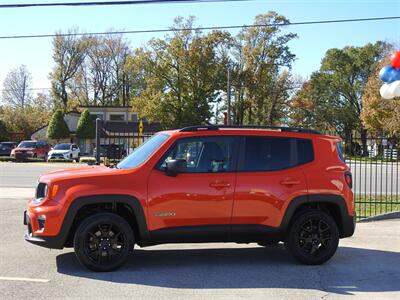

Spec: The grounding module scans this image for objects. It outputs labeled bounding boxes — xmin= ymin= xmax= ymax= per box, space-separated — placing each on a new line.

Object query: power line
xmin=1 ymin=88 xmax=52 ymax=92
xmin=0 ymin=0 xmax=251 ymax=8
xmin=0 ymin=16 xmax=398 ymax=40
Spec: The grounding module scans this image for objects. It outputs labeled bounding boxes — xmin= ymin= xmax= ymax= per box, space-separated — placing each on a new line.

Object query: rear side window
xmin=239 ymin=136 xmax=314 ymax=172
xmin=240 ymin=136 xmax=293 ymax=171
xmin=297 ymin=139 xmax=314 ymax=164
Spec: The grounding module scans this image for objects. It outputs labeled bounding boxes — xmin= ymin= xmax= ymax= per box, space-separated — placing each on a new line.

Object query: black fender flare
xmin=280 ymin=194 xmax=355 ymax=238
xmin=58 ymin=194 xmax=150 ymax=248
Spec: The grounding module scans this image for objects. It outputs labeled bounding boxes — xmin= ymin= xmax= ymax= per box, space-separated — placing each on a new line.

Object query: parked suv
xmin=11 ymin=140 xmax=49 ymax=161
xmin=47 ymin=143 xmax=80 ymax=162
xmin=24 ymin=125 xmax=355 ymax=271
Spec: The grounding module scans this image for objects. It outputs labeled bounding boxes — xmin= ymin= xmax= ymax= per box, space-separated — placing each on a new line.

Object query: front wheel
xmin=73 ymin=213 xmax=135 ymax=272
xmin=285 ymin=210 xmax=339 ymax=265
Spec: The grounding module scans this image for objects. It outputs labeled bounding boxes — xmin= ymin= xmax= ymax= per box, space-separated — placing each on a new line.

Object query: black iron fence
xmin=94 ymin=122 xmax=399 ymax=220
xmin=95 ymin=119 xmax=161 ymax=165
xmin=340 ymin=134 xmax=399 ymax=220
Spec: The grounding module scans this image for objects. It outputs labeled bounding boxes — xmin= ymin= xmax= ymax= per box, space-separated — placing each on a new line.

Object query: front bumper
xmin=48 ymin=153 xmax=71 ymax=160
xmin=24 ymin=210 xmax=64 ymax=249
xmin=15 ymin=152 xmax=34 ymax=160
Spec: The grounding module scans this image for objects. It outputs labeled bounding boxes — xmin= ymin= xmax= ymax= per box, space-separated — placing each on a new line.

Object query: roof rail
xmin=179 ymin=125 xmax=219 ymax=132
xmin=179 ymin=125 xmax=321 ymax=134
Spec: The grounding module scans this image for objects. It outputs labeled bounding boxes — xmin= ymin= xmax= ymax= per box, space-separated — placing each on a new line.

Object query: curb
xmin=358 ymin=211 xmax=400 ymax=223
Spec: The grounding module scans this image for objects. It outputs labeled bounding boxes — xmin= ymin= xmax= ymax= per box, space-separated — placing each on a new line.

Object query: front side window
xmin=158 ymin=137 xmax=235 ymax=173
xmin=117 ymin=133 xmax=169 ymax=169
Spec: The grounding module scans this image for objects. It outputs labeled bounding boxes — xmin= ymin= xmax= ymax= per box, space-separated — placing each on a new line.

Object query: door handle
xmin=209 ymin=182 xmax=231 ymax=188
xmin=280 ymin=179 xmax=301 ymax=186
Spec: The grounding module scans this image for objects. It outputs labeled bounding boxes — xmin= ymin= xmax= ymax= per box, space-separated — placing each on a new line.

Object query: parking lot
xmin=0 ymin=162 xmax=399 ymax=299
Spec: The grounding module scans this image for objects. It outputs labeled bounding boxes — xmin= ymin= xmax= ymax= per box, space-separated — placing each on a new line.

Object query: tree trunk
xmin=360 ymin=127 xmax=368 ymax=157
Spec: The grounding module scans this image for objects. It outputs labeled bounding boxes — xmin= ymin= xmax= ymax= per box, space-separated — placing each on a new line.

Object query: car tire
xmin=285 ymin=209 xmax=339 ymax=265
xmin=73 ymin=213 xmax=135 ymax=272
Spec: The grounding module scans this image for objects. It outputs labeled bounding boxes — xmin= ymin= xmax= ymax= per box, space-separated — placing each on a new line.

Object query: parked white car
xmin=47 ymin=143 xmax=80 ymax=162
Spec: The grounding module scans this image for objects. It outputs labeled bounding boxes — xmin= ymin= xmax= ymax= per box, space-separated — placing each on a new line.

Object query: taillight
xmin=344 ymin=171 xmax=352 ymax=189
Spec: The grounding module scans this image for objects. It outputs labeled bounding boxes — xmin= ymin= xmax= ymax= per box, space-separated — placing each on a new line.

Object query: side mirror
xmin=165 ymin=159 xmax=187 ymax=176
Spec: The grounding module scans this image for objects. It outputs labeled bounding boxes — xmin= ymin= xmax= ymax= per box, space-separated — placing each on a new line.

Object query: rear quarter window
xmin=336 ymin=142 xmax=345 ymax=162
xmin=297 ymin=139 xmax=314 ymax=165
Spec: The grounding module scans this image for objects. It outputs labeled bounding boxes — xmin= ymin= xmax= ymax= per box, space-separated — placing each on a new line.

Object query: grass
xmin=355 ymin=194 xmax=400 ymax=219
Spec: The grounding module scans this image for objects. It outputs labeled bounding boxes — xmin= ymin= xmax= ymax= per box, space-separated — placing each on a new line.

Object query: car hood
xmin=49 ymin=149 xmax=70 ymax=154
xmin=39 ymin=165 xmax=119 ymax=183
xmin=14 ymin=147 xmax=35 ymax=151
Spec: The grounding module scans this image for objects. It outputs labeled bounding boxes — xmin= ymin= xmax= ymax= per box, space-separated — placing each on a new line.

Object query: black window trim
xmin=155 ymin=135 xmax=240 ymax=174
xmin=237 ymin=136 xmax=314 ymax=173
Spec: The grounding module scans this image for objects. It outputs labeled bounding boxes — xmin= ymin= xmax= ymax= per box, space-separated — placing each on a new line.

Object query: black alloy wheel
xmin=286 ymin=210 xmax=339 ymax=265
xmin=74 ymin=213 xmax=134 ymax=272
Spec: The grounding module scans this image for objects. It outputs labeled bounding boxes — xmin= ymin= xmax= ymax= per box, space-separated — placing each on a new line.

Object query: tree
xmin=50 ymin=29 xmax=89 ymax=110
xmin=0 ymin=119 xmax=9 ymax=141
xmin=232 ymin=11 xmax=297 ymax=125
xmin=47 ymin=110 xmax=70 ymax=141
xmin=2 ymin=65 xmax=32 ymax=108
xmin=290 ymin=42 xmax=387 ymax=154
xmin=0 ymin=100 xmax=52 ymax=140
xmin=76 ymin=109 xmax=95 ymax=139
xmin=129 ymin=17 xmax=232 ymax=128
xmin=70 ymin=34 xmax=131 ymax=106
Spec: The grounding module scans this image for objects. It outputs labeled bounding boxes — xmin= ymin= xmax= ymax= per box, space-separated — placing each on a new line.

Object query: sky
xmin=0 ymin=0 xmax=399 ymax=96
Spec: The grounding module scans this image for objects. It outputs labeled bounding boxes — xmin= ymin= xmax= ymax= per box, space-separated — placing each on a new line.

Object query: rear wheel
xmin=73 ymin=213 xmax=135 ymax=272
xmin=286 ymin=210 xmax=339 ymax=265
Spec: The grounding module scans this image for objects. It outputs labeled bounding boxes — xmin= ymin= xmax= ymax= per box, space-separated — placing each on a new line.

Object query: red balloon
xmin=391 ymin=51 xmax=400 ymax=69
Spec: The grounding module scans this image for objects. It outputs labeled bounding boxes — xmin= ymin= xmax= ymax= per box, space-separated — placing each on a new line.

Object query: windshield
xmin=54 ymin=143 xmax=71 ymax=150
xmin=18 ymin=141 xmax=36 ymax=148
xmin=117 ymin=133 xmax=170 ymax=169
xmin=1 ymin=143 xmax=13 ymax=149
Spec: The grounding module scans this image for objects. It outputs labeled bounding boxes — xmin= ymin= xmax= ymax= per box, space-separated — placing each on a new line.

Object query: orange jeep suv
xmin=24 ymin=125 xmax=355 ymax=271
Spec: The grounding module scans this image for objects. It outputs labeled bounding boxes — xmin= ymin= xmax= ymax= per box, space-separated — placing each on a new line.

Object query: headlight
xmin=33 ymin=183 xmax=48 ymax=205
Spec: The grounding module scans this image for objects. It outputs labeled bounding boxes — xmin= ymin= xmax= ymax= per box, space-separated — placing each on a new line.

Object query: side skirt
xmin=140 ymin=224 xmax=283 ymax=246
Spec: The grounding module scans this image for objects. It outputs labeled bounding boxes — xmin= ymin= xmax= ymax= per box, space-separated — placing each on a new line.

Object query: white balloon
xmin=391 ymin=80 xmax=400 ymax=97
xmin=380 ymin=83 xmax=393 ymax=99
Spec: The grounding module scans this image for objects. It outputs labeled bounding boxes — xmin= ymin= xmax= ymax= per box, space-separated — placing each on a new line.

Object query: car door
xmin=147 ymin=136 xmax=238 ymax=242
xmin=231 ymin=135 xmax=309 ymax=239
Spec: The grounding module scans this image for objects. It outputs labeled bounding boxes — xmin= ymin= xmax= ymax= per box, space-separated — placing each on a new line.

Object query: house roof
xmin=31 ymin=111 xmax=80 ymax=136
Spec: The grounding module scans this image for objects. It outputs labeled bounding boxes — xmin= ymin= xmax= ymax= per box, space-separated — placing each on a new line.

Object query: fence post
xmin=95 ymin=118 xmax=101 ymax=165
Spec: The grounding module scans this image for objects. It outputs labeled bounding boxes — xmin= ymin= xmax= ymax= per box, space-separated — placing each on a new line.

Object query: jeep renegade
xmin=24 ymin=125 xmax=355 ymax=271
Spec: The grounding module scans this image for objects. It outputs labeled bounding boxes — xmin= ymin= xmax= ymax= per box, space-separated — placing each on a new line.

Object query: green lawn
xmin=355 ymin=194 xmax=400 ymax=219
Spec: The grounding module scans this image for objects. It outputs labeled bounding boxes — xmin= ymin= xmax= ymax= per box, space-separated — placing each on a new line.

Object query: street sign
xmin=139 ymin=119 xmax=143 ymax=136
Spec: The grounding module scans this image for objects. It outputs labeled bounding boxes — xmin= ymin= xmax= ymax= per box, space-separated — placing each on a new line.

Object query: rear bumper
xmin=341 ymin=213 xmax=356 ymax=238
xmin=24 ymin=210 xmax=64 ymax=249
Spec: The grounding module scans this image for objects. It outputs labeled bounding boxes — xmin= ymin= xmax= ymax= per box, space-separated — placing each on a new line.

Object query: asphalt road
xmin=0 ymin=161 xmax=398 ymax=195
xmin=0 ymin=162 xmax=399 ymax=299
xmin=349 ymin=162 xmax=399 ymax=195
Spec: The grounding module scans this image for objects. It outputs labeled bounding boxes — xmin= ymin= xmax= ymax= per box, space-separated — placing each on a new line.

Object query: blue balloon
xmin=392 ymin=68 xmax=400 ymax=82
xmin=379 ymin=65 xmax=393 ymax=82
xmin=379 ymin=65 xmax=400 ymax=83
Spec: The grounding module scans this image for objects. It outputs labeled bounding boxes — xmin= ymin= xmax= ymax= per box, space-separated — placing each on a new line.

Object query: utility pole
xmin=227 ymin=67 xmax=231 ymax=125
